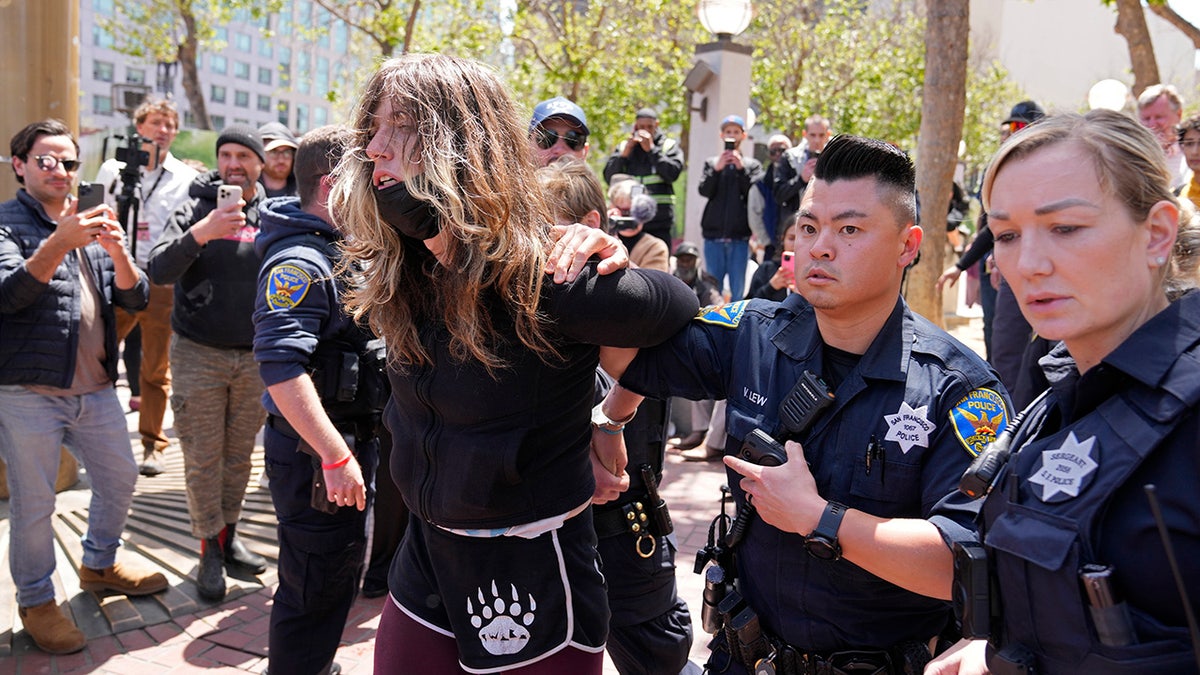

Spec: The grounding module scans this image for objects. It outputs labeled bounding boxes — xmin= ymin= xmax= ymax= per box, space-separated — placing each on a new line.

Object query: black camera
xmin=609 ymin=216 xmax=637 ymax=232
xmin=739 ymin=429 xmax=787 ymax=466
xmin=952 ymin=541 xmax=990 ymax=638
xmin=724 ymin=138 xmax=736 ymax=151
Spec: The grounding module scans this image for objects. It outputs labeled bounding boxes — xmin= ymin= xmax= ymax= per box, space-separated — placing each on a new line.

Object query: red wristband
xmin=322 ymin=455 xmax=352 ymax=470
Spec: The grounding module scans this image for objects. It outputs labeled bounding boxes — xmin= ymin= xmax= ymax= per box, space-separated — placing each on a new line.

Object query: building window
xmin=316 ymin=56 xmax=329 ymax=98
xmin=277 ymin=100 xmax=290 ymax=126
xmin=235 ymin=32 xmax=252 ymax=52
xmin=296 ymin=103 xmax=309 ymax=134
xmin=211 ymin=85 xmax=227 ymax=104
xmin=259 ymin=40 xmax=273 ymax=58
xmin=93 ymin=60 xmax=115 ymax=83
xmin=314 ymin=107 xmax=328 ymax=127
xmin=215 ymin=27 xmax=228 ymax=42
xmin=258 ymin=67 xmax=272 ymax=85
xmin=297 ymin=51 xmax=311 ymax=94
xmin=92 ymin=25 xmax=114 ymax=48
xmin=93 ymin=0 xmax=115 ymax=15
xmin=211 ymin=115 xmax=226 ymax=130
xmin=126 ymin=68 xmax=146 ymax=84
xmin=234 ymin=118 xmax=251 ymax=126
xmin=333 ymin=21 xmax=349 ymax=54
xmin=235 ymin=90 xmax=250 ymax=108
xmin=234 ymin=61 xmax=250 ymax=80
xmin=94 ymin=95 xmax=114 ymax=116
xmin=257 ymin=94 xmax=272 ymax=112
xmin=211 ymin=55 xmax=227 ymax=75
xmin=316 ymin=9 xmax=331 ymax=48
xmin=278 ymin=47 xmax=292 ymax=88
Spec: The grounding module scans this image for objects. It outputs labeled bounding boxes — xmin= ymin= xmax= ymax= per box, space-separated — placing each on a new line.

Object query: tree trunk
xmin=1113 ymin=0 xmax=1160 ymax=97
xmin=910 ymin=0 xmax=969 ymax=327
xmin=176 ymin=1 xmax=211 ymax=130
xmin=1147 ymin=2 xmax=1200 ymax=49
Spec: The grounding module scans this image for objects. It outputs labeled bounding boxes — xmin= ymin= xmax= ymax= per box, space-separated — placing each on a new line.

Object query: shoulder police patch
xmin=695 ymin=300 xmax=747 ymax=328
xmin=949 ymin=388 xmax=1009 ymax=457
xmin=266 ymin=264 xmax=312 ymax=311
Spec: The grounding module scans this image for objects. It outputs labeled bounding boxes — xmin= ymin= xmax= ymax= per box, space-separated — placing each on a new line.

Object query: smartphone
xmin=724 ymin=138 xmax=736 ymax=152
xmin=76 ymin=182 xmax=105 ymax=212
xmin=217 ymin=184 xmax=243 ymax=210
xmin=780 ymin=251 xmax=794 ymax=276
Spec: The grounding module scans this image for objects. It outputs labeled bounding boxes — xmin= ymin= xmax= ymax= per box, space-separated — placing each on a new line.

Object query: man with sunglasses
xmin=530 ymin=96 xmax=591 ymax=167
xmin=749 ymin=134 xmax=793 ymax=261
xmin=0 ymin=119 xmax=167 ymax=655
xmin=604 ymin=107 xmax=685 ymax=248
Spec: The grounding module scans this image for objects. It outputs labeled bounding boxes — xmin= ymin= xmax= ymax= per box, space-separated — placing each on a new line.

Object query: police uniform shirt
xmin=621 ymin=294 xmax=1010 ymax=652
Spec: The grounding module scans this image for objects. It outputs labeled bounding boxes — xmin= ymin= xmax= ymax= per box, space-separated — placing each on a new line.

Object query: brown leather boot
xmin=18 ymin=600 xmax=86 ymax=654
xmin=79 ymin=562 xmax=168 ymax=595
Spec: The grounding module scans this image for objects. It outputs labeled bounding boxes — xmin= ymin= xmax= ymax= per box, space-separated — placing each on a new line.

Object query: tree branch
xmin=1147 ymin=2 xmax=1200 ymax=49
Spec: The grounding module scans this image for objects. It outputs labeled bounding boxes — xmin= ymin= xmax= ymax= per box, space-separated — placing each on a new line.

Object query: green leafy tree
xmin=104 ymin=1 xmax=283 ymax=130
xmin=500 ymin=0 xmax=706 ymax=170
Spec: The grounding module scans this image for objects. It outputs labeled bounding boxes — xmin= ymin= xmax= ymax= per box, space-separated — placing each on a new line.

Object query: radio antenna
xmin=1143 ymin=484 xmax=1200 ymax=673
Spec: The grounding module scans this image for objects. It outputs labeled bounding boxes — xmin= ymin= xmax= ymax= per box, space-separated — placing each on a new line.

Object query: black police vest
xmin=982 ymin=349 xmax=1200 ymax=674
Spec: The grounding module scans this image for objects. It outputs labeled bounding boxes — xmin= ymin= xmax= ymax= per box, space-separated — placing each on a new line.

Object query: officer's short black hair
xmin=296 ymin=124 xmax=352 ymax=209
xmin=813 ymin=134 xmax=917 ymax=226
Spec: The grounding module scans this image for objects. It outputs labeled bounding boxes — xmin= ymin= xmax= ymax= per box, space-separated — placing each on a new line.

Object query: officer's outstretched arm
xmin=268 ymin=374 xmax=367 ymax=511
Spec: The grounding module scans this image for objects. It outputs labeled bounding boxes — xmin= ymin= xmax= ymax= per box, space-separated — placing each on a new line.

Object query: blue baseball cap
xmin=530 ymin=97 xmax=590 ymax=136
xmin=720 ymin=114 xmax=746 ymax=130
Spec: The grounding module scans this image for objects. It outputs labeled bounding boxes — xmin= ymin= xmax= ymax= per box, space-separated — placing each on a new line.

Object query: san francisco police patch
xmin=949 ymin=388 xmax=1009 ymax=457
xmin=695 ymin=300 xmax=747 ymax=328
xmin=265 ymin=264 xmax=312 ymax=311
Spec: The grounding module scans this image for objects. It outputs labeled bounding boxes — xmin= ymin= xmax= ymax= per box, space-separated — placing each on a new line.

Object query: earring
xmin=1155 ymin=256 xmax=1167 ymax=266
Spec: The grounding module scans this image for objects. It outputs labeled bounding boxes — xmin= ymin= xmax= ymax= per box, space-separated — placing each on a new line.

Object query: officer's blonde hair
xmin=329 ymin=53 xmax=557 ymax=372
xmin=982 ymin=109 xmax=1199 ymax=296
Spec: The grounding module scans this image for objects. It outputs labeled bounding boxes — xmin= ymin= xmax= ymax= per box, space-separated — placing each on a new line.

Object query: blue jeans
xmin=0 ymin=385 xmax=138 ymax=607
xmin=703 ymin=238 xmax=750 ymax=302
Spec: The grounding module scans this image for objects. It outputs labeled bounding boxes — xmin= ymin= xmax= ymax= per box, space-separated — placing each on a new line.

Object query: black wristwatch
xmin=804 ymin=501 xmax=847 ymax=561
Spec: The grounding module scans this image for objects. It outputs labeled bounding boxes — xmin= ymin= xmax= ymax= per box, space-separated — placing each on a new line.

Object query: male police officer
xmin=253 ymin=125 xmax=386 ymax=675
xmin=593 ymin=136 xmax=1009 ymax=674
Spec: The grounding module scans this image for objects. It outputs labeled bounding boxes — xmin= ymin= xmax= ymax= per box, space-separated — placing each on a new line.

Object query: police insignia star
xmin=266 ymin=264 xmax=312 ymax=310
xmin=949 ymin=388 xmax=1009 ymax=457
xmin=695 ymin=300 xmax=747 ymax=328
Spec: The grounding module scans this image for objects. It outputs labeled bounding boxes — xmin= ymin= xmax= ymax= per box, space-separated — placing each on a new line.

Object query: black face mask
xmin=374 ymin=181 xmax=440 ymax=241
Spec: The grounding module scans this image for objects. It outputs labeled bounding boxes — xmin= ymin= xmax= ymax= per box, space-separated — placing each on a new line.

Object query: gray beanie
xmin=216 ymin=124 xmax=265 ymax=163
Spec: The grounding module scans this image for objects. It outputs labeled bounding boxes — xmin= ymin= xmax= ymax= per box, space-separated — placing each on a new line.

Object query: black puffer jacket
xmin=0 ymin=190 xmax=148 ymax=387
xmin=149 ymin=171 xmax=266 ymax=348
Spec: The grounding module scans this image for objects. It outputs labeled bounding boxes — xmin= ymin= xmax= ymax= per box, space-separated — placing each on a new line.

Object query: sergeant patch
xmin=1029 ymin=432 xmax=1099 ymax=502
xmin=695 ymin=300 xmax=747 ymax=328
xmin=265 ymin=264 xmax=312 ymax=310
xmin=949 ymin=388 xmax=1010 ymax=457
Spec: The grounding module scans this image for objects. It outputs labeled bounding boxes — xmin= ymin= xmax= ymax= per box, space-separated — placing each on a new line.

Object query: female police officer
xmin=928 ymin=110 xmax=1200 ymax=673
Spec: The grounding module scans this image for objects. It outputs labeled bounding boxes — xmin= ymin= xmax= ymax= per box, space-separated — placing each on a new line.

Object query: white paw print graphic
xmin=468 ymin=580 xmax=536 ymax=656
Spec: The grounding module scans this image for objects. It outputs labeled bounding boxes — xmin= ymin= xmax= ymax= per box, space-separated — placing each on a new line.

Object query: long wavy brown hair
xmin=329 ymin=54 xmax=557 ymax=373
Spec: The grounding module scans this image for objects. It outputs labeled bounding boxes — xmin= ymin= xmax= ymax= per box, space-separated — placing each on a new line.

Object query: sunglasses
xmin=535 ymin=128 xmax=587 ymax=151
xmin=1002 ymin=121 xmax=1028 ymax=134
xmin=31 ymin=154 xmax=82 ymax=172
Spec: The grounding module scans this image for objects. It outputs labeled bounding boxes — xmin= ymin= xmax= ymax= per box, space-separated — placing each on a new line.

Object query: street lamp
xmin=683 ymin=0 xmax=754 ymax=246
xmin=697 ymin=0 xmax=752 ymax=41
